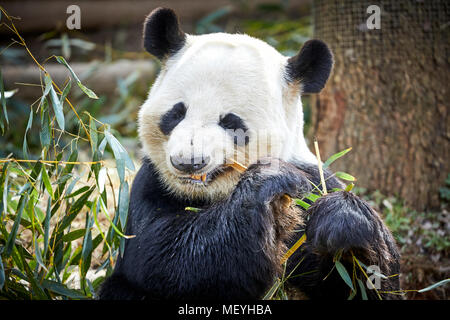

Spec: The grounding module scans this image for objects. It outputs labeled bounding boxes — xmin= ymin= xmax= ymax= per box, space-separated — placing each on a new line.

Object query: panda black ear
xmin=143 ymin=8 xmax=186 ymax=60
xmin=286 ymin=39 xmax=333 ymax=94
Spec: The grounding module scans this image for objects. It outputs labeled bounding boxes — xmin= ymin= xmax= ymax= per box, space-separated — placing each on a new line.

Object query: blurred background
xmin=0 ymin=0 xmax=448 ymax=299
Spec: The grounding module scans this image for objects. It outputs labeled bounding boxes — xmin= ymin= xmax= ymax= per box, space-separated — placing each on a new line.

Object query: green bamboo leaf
xmin=99 ymin=197 xmax=134 ymax=239
xmin=39 ymin=99 xmax=51 ymax=148
xmin=0 ymin=254 xmax=5 ymax=290
xmin=118 ymin=181 xmax=129 ymax=228
xmin=43 ymin=197 xmax=51 ymax=258
xmin=62 ymin=229 xmax=87 ymax=242
xmin=69 ymin=234 xmax=102 ymax=266
xmin=345 ymin=183 xmax=355 ymax=192
xmin=0 ymin=68 xmax=9 ymax=132
xmin=357 ymin=278 xmax=368 ymax=300
xmin=22 ymin=107 xmax=33 ymax=160
xmin=49 ymin=82 xmax=65 ymax=131
xmin=335 ymin=171 xmax=356 ymax=182
xmin=185 ymin=207 xmax=201 ymax=213
xmin=116 ymin=158 xmax=125 ymax=185
xmin=81 ymin=214 xmax=94 ymax=277
xmin=59 ymin=79 xmax=71 ymax=105
xmin=64 ymin=186 xmax=90 ymax=199
xmin=59 ymin=187 xmax=94 ymax=230
xmin=323 ymin=147 xmax=352 ymax=169
xmin=335 ymin=260 xmax=355 ymax=291
xmin=0 ymin=162 xmax=9 ymax=219
xmin=15 ymin=245 xmax=48 ymax=299
xmin=294 ymin=198 xmax=310 ymax=210
xmin=40 ymin=73 xmax=52 ymax=108
xmin=89 ymin=116 xmax=98 ymax=153
xmin=41 ymin=279 xmax=86 ymax=299
xmin=63 ymin=175 xmax=79 ymax=198
xmin=262 ymin=278 xmax=281 ymax=300
xmin=55 ymin=56 xmax=98 ymax=99
xmin=41 ymin=166 xmax=54 ymax=200
xmin=77 ymin=82 xmax=98 ymax=99
xmin=304 ymin=193 xmax=320 ymax=202
xmin=418 ymin=278 xmax=450 ymax=293
xmin=105 ymin=130 xmax=135 ymax=171
xmin=34 ymin=235 xmax=47 ymax=271
xmin=5 ymin=194 xmax=27 ymax=256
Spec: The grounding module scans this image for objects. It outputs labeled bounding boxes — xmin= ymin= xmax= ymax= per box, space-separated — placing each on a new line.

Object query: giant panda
xmin=98 ymin=7 xmax=401 ymax=300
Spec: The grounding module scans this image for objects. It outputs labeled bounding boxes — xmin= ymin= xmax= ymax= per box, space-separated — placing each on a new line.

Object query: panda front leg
xmin=287 ymin=190 xmax=401 ymax=299
xmin=187 ymin=159 xmax=314 ymax=299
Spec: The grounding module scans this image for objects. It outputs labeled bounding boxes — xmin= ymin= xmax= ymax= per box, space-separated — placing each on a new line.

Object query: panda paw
xmin=241 ymin=158 xmax=312 ymax=201
xmin=306 ymin=191 xmax=389 ymax=256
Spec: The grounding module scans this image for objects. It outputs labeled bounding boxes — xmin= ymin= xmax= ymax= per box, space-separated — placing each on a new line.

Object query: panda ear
xmin=143 ymin=8 xmax=186 ymax=60
xmin=286 ymin=39 xmax=333 ymax=94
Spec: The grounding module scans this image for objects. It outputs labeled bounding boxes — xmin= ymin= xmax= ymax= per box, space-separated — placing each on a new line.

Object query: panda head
xmin=138 ymin=8 xmax=333 ymax=201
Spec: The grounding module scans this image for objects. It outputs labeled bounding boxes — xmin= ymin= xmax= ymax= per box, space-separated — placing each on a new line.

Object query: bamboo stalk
xmin=314 ymin=138 xmax=327 ymax=195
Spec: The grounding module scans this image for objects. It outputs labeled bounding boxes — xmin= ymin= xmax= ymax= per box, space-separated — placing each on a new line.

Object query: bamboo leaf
xmin=48 ymin=81 xmax=65 ymax=131
xmin=335 ymin=171 xmax=356 ymax=182
xmin=345 ymin=183 xmax=355 ymax=192
xmin=357 ymin=278 xmax=368 ymax=300
xmin=34 ymin=235 xmax=47 ymax=271
xmin=5 ymin=194 xmax=27 ymax=256
xmin=0 ymin=162 xmax=9 ymax=219
xmin=118 ymin=181 xmax=129 ymax=228
xmin=62 ymin=229 xmax=86 ymax=242
xmin=418 ymin=278 xmax=450 ymax=293
xmin=105 ymin=130 xmax=135 ymax=171
xmin=335 ymin=260 xmax=355 ymax=291
xmin=304 ymin=193 xmax=320 ymax=202
xmin=41 ymin=166 xmax=54 ymax=200
xmin=99 ymin=197 xmax=134 ymax=239
xmin=294 ymin=198 xmax=310 ymax=210
xmin=323 ymin=147 xmax=352 ymax=169
xmin=55 ymin=56 xmax=98 ymax=99
xmin=59 ymin=187 xmax=94 ymax=230
xmin=97 ymin=167 xmax=107 ymax=194
xmin=59 ymin=79 xmax=71 ymax=105
xmin=22 ymin=107 xmax=33 ymax=160
xmin=77 ymin=82 xmax=98 ymax=99
xmin=41 ymin=279 xmax=86 ymax=299
xmin=89 ymin=116 xmax=98 ymax=153
xmin=0 ymin=68 xmax=9 ymax=132
xmin=43 ymin=197 xmax=51 ymax=258
xmin=64 ymin=186 xmax=90 ymax=199
xmin=39 ymin=99 xmax=51 ymax=148
xmin=0 ymin=254 xmax=5 ymax=290
xmin=81 ymin=213 xmax=94 ymax=277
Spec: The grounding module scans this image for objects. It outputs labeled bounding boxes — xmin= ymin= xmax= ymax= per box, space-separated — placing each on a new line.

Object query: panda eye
xmin=219 ymin=113 xmax=248 ymax=131
xmin=159 ymin=102 xmax=187 ymax=135
xmin=219 ymin=113 xmax=249 ymax=145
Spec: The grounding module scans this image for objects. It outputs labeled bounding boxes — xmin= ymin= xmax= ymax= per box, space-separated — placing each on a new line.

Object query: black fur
xmin=286 ymin=39 xmax=333 ymax=94
xmin=98 ymin=158 xmax=400 ymax=300
xmin=159 ymin=102 xmax=187 ymax=135
xmin=219 ymin=113 xmax=249 ymax=145
xmin=143 ymin=8 xmax=186 ymax=60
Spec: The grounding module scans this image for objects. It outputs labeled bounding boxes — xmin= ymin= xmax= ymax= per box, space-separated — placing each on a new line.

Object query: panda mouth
xmin=180 ymin=166 xmax=232 ymax=185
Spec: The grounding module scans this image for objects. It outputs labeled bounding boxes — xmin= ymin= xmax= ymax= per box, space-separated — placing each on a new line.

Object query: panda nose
xmin=170 ymin=155 xmax=210 ymax=173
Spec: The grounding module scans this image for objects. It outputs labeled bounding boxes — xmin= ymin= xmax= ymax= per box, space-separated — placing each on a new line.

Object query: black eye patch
xmin=219 ymin=113 xmax=249 ymax=145
xmin=159 ymin=102 xmax=187 ymax=135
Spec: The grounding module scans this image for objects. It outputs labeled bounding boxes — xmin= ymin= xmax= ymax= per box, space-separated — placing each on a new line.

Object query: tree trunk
xmin=310 ymin=0 xmax=449 ymax=211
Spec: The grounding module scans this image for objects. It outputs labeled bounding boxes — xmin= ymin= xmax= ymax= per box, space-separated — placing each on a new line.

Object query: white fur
xmin=138 ymin=33 xmax=316 ymax=201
